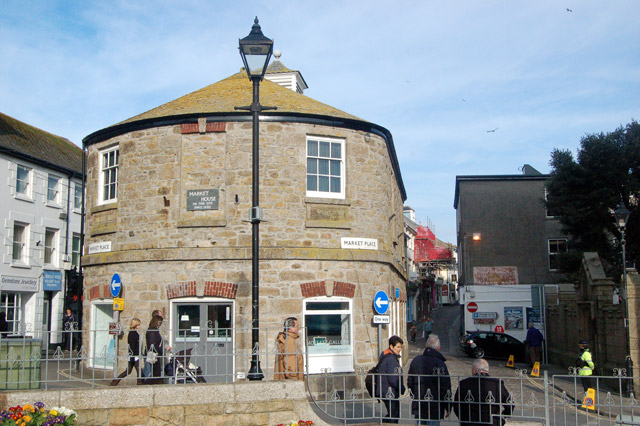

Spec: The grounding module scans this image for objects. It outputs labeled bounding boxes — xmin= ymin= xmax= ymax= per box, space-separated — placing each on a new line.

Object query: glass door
xmin=173 ymin=301 xmax=233 ymax=383
xmin=91 ymin=303 xmax=115 ymax=369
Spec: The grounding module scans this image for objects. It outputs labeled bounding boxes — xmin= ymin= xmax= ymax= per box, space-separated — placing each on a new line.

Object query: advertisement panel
xmin=473 ymin=266 xmax=518 ymax=285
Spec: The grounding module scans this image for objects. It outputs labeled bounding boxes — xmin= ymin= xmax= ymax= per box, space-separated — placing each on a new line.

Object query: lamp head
xmin=614 ymin=200 xmax=631 ymax=230
xmin=238 ymin=17 xmax=274 ymax=80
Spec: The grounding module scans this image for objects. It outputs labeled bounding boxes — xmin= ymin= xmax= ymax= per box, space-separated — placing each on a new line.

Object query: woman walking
xmin=144 ymin=315 xmax=165 ymax=385
xmin=110 ymin=318 xmax=142 ymax=386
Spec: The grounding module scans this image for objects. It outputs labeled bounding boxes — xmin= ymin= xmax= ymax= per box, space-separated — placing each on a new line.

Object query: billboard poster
xmin=504 ymin=306 xmax=524 ymax=329
xmin=473 ymin=266 xmax=518 ymax=285
xmin=526 ymin=307 xmax=542 ymax=326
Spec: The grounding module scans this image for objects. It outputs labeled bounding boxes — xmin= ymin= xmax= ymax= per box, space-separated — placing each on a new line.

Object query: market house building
xmin=81 ymin=57 xmax=407 ymax=380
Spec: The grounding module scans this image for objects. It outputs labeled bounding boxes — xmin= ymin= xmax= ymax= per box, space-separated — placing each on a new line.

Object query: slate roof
xmin=118 ymin=71 xmax=362 ymax=125
xmin=0 ymin=112 xmax=83 ymax=176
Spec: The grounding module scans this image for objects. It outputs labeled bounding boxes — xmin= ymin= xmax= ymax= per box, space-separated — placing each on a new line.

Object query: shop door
xmin=91 ymin=303 xmax=115 ymax=369
xmin=173 ymin=302 xmax=233 ymax=383
xmin=42 ymin=297 xmax=50 ymax=344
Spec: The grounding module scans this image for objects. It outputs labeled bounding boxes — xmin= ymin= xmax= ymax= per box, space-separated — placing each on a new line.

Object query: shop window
xmin=12 ymin=222 xmax=28 ymax=265
xmin=303 ymin=298 xmax=353 ymax=373
xmin=44 ymin=228 xmax=57 ymax=266
xmin=0 ymin=293 xmax=21 ymax=335
xmin=306 ymin=137 xmax=345 ymax=199
xmin=99 ymin=146 xmax=119 ymax=204
xmin=16 ymin=165 xmax=31 ymax=197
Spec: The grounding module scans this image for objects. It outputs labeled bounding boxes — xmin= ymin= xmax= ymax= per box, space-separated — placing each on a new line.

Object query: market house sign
xmin=187 ymin=189 xmax=219 ymax=211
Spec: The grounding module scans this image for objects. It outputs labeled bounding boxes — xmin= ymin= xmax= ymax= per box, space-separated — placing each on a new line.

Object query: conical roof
xmin=119 ymin=71 xmax=362 ymax=125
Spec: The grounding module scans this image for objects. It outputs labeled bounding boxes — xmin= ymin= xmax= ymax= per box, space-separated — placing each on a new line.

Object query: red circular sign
xmin=495 ymin=325 xmax=504 ymax=333
xmin=467 ymin=302 xmax=478 ymax=313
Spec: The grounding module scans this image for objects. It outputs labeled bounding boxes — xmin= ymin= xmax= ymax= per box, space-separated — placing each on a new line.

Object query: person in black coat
xmin=145 ymin=315 xmax=165 ymax=385
xmin=377 ymin=335 xmax=405 ymax=423
xmin=407 ymin=334 xmax=451 ymax=425
xmin=454 ymin=359 xmax=513 ymax=426
xmin=110 ymin=318 xmax=142 ymax=386
xmin=62 ymin=308 xmax=78 ymax=350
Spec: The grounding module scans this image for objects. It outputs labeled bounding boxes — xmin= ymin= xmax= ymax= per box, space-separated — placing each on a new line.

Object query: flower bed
xmin=0 ymin=402 xmax=77 ymax=425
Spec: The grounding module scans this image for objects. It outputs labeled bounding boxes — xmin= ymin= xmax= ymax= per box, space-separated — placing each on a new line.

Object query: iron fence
xmin=308 ymin=367 xmax=640 ymax=425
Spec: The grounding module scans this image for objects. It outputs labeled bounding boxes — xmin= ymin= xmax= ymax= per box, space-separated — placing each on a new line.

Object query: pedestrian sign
xmin=506 ymin=355 xmax=515 ymax=368
xmin=531 ymin=361 xmax=540 ymax=377
xmin=581 ymin=388 xmax=596 ymax=410
xmin=373 ymin=290 xmax=389 ymax=315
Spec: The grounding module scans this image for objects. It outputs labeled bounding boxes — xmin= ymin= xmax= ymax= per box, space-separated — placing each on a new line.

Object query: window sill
xmin=45 ymin=202 xmax=63 ymax=209
xmin=304 ymin=197 xmax=350 ymax=206
xmin=14 ymin=194 xmax=35 ymax=203
xmin=91 ymin=202 xmax=118 ymax=215
xmin=11 ymin=262 xmax=31 ymax=269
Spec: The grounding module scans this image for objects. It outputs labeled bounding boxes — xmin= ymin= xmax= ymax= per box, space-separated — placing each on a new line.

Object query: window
xmin=12 ymin=222 xmax=28 ymax=264
xmin=548 ymin=239 xmax=568 ymax=271
xmin=0 ymin=294 xmax=21 ymax=335
xmin=16 ymin=165 xmax=31 ymax=196
xmin=47 ymin=175 xmax=60 ymax=203
xmin=545 ymin=189 xmax=558 ymax=218
xmin=44 ymin=228 xmax=57 ymax=266
xmin=306 ymin=137 xmax=345 ymax=198
xmin=72 ymin=233 xmax=81 ymax=268
xmin=73 ymin=184 xmax=82 ymax=210
xmin=100 ymin=147 xmax=119 ymax=203
xmin=304 ymin=298 xmax=353 ymax=373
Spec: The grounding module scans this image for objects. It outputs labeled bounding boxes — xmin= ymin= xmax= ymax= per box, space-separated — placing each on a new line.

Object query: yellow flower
xmin=23 ymin=415 xmax=32 ymax=422
xmin=50 ymin=410 xmax=58 ymax=416
xmin=23 ymin=405 xmax=35 ymax=412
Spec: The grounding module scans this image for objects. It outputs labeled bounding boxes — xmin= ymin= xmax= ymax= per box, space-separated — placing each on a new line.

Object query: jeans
xmin=382 ymin=398 xmax=400 ymax=423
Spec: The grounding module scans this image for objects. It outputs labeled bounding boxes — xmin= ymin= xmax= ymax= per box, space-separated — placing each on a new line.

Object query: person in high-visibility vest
xmin=576 ymin=340 xmax=595 ymax=392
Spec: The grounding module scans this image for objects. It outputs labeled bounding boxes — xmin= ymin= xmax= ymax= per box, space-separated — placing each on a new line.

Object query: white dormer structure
xmin=264 ymin=50 xmax=308 ymax=94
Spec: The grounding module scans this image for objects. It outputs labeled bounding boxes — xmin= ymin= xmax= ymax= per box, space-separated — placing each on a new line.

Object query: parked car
xmin=461 ymin=331 xmax=526 ymax=361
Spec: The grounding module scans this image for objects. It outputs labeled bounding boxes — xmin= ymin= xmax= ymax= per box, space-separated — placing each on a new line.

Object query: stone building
xmin=81 ymin=58 xmax=407 ymax=380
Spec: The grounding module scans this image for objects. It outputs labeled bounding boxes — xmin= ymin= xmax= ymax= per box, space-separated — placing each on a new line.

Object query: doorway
xmin=91 ymin=302 xmax=115 ymax=369
xmin=172 ymin=301 xmax=233 ymax=383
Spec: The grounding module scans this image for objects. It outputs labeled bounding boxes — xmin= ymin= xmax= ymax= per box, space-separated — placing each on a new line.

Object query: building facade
xmin=454 ymin=165 xmax=567 ymax=287
xmin=81 ymin=60 xmax=407 ymax=379
xmin=0 ymin=112 xmax=83 ymax=346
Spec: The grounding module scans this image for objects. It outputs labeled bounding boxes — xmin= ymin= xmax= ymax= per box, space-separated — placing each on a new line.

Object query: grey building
xmin=454 ymin=165 xmax=567 ymax=286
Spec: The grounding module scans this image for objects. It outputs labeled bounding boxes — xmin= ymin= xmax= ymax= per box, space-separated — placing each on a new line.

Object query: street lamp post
xmin=237 ymin=17 xmax=276 ymax=381
xmin=614 ymin=200 xmax=634 ymax=396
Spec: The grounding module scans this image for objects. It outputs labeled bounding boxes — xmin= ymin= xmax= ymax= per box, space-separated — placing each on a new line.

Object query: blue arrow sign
xmin=110 ymin=273 xmax=122 ymax=298
xmin=374 ymin=290 xmax=389 ymax=315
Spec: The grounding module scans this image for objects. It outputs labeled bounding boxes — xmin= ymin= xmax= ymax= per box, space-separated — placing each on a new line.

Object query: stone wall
xmin=0 ymin=381 xmax=325 ymax=426
xmin=81 ymin=120 xmax=407 ymax=374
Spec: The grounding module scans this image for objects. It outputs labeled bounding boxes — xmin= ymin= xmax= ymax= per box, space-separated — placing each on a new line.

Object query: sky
xmin=1 ymin=1 xmax=639 ymax=244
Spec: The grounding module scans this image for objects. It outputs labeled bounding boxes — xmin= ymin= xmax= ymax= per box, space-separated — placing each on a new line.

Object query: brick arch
xmin=300 ymin=280 xmax=356 ymax=298
xmin=204 ymin=281 xmax=238 ymax=299
xmin=166 ymin=281 xmax=197 ymax=299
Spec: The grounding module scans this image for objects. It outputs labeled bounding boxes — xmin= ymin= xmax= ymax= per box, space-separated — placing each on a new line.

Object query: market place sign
xmin=340 ymin=237 xmax=378 ymax=250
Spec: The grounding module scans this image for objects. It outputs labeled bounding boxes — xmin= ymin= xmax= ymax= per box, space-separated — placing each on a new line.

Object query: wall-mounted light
xmin=472 ymin=233 xmax=482 ymax=241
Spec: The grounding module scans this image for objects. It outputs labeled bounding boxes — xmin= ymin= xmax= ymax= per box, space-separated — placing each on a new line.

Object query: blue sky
xmin=1 ymin=1 xmax=639 ymax=244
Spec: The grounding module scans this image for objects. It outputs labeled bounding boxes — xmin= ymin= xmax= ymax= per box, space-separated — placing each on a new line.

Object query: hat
xmin=578 ymin=340 xmax=588 ymax=345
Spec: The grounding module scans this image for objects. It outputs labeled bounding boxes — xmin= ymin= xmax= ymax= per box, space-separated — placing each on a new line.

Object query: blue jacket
xmin=524 ymin=327 xmax=544 ymax=348
xmin=377 ymin=349 xmax=405 ymax=398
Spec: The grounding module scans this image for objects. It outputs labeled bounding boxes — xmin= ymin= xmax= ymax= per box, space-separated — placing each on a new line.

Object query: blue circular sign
xmin=373 ymin=290 xmax=389 ymax=315
xmin=110 ymin=273 xmax=122 ymax=298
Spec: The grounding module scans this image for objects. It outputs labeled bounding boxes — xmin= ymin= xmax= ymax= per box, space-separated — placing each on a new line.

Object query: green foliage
xmin=546 ymin=121 xmax=640 ymax=282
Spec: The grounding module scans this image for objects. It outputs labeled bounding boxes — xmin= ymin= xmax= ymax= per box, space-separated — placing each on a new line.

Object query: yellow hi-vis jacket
xmin=579 ymin=349 xmax=594 ymax=376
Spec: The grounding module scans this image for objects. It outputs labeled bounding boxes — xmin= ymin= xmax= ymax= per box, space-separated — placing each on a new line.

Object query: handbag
xmin=146 ymin=351 xmax=158 ymax=365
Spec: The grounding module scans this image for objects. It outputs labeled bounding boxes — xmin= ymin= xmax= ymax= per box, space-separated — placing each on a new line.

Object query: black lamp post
xmin=236 ymin=17 xmax=275 ymax=381
xmin=614 ymin=200 xmax=633 ymax=396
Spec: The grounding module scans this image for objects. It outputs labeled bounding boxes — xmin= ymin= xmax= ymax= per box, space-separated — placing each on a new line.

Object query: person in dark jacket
xmin=377 ymin=335 xmax=405 ymax=423
xmin=111 ymin=318 xmax=142 ymax=386
xmin=62 ymin=309 xmax=78 ymax=350
xmin=407 ymin=334 xmax=451 ymax=425
xmin=144 ymin=315 xmax=165 ymax=385
xmin=454 ymin=359 xmax=513 ymax=426
xmin=523 ymin=322 xmax=544 ymax=367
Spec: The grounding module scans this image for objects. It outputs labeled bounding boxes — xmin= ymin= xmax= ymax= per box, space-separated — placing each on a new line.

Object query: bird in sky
xmin=566 ymin=8 xmax=573 ymax=12
xmin=486 ymin=128 xmax=498 ymax=133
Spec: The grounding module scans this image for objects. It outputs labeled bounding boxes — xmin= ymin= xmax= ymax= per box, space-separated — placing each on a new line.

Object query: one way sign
xmin=373 ymin=290 xmax=389 ymax=315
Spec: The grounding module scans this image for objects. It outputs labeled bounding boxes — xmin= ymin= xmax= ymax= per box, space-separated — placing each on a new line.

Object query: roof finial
xmin=274 ymin=50 xmax=282 ymax=61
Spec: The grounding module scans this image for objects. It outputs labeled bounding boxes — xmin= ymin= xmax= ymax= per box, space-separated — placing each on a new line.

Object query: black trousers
xmin=111 ymin=359 xmax=140 ymax=386
xmin=382 ymin=398 xmax=400 ymax=423
xmin=581 ymin=376 xmax=593 ymax=392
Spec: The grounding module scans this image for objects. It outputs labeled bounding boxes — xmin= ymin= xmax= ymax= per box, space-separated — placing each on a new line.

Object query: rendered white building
xmin=0 ymin=112 xmax=83 ymax=346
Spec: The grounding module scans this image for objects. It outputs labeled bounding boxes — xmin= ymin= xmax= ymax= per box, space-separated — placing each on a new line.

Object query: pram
xmin=165 ymin=348 xmax=206 ymax=384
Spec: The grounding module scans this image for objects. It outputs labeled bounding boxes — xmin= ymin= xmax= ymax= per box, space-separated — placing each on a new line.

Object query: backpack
xmin=365 ymin=353 xmax=390 ymax=398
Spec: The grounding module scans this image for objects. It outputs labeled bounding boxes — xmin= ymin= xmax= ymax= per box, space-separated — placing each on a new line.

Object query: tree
xmin=546 ymin=120 xmax=640 ymax=282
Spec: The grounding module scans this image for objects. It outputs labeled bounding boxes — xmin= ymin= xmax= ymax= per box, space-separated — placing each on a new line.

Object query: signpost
xmin=467 ymin=302 xmax=478 ymax=313
xmin=373 ymin=290 xmax=389 ymax=354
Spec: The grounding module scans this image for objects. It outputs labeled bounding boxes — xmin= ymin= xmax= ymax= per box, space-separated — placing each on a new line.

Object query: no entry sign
xmin=467 ymin=302 xmax=478 ymax=313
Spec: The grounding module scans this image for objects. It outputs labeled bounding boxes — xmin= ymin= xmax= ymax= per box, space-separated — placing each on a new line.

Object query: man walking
xmin=422 ymin=316 xmax=434 ymax=339
xmin=274 ymin=317 xmax=304 ymax=380
xmin=524 ymin=322 xmax=544 ymax=368
xmin=454 ymin=359 xmax=513 ymax=426
xmin=576 ymin=340 xmax=595 ymax=392
xmin=408 ymin=334 xmax=451 ymax=425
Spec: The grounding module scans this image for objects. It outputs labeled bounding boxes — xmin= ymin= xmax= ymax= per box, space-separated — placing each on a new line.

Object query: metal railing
xmin=307 ymin=367 xmax=640 ymax=425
